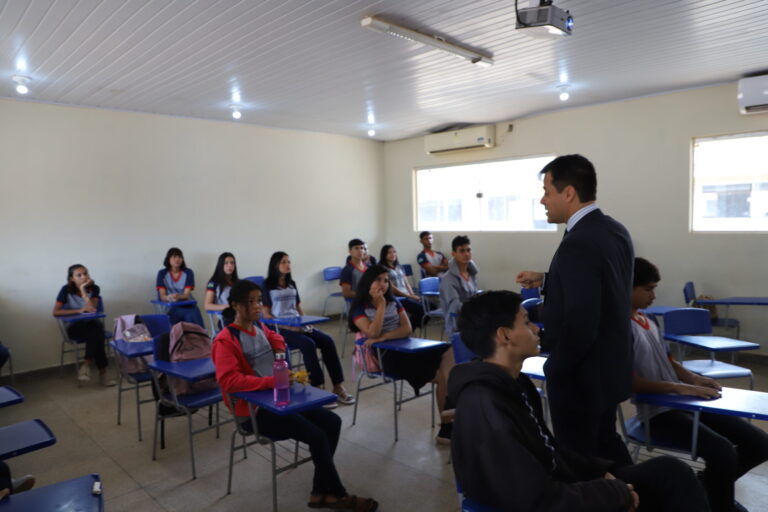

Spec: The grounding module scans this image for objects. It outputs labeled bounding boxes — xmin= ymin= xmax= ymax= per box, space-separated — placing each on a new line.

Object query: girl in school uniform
xmin=349 ymin=265 xmax=455 ymax=444
xmin=155 ymin=247 xmax=205 ymax=327
xmin=52 ymin=264 xmax=115 ymax=386
xmin=204 ymin=252 xmax=239 ymax=312
xmin=212 ymin=279 xmax=378 ymax=512
xmin=262 ymin=252 xmax=354 ymax=405
xmin=379 ymin=244 xmax=425 ymax=329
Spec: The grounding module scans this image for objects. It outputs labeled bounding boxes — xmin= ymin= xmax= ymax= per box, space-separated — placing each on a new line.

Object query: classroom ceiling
xmin=2 ymin=0 xmax=767 ymax=141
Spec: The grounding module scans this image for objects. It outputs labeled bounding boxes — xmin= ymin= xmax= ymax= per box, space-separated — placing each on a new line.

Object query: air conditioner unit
xmin=425 ymin=125 xmax=495 ymax=155
xmin=738 ymin=75 xmax=768 ymax=114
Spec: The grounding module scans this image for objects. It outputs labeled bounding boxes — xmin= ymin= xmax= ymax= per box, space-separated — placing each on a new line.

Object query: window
xmin=415 ymin=155 xmax=556 ymax=232
xmin=692 ymin=132 xmax=768 ymax=232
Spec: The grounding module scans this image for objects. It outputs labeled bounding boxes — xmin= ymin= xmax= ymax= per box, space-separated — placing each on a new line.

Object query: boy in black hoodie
xmin=449 ymin=290 xmax=709 ymax=512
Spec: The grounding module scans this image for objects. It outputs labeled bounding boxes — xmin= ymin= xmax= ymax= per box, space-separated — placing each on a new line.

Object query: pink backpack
xmin=168 ymin=322 xmax=217 ymax=395
xmin=352 ymin=333 xmax=382 ymax=378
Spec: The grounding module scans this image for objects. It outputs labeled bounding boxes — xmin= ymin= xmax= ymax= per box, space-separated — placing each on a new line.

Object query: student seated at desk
xmin=440 ymin=235 xmax=478 ymax=335
xmin=212 ymin=280 xmax=378 ymax=512
xmin=156 ymin=247 xmax=204 ymax=327
xmin=204 ymin=252 xmax=239 ymax=312
xmin=379 ymin=244 xmax=425 ymax=328
xmin=631 ymin=257 xmax=768 ymax=512
xmin=416 ymin=231 xmax=449 ymax=277
xmin=262 ymin=251 xmax=354 ymax=406
xmin=52 ymin=264 xmax=115 ymax=386
xmin=340 ymin=239 xmax=370 ymax=300
xmin=451 ymin=290 xmax=709 ymax=512
xmin=349 ymin=265 xmax=454 ymax=444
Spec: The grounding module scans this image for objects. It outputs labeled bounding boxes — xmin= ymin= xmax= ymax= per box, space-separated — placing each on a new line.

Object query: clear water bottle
xmin=272 ymin=353 xmax=290 ymax=407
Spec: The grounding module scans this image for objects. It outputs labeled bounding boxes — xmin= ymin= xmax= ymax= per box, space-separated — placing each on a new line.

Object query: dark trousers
xmin=648 ymin=409 xmax=768 ymax=512
xmin=0 ymin=343 xmax=8 ymax=369
xmin=0 ymin=461 xmax=10 ymax=493
xmin=168 ymin=305 xmax=205 ymax=328
xmin=549 ymin=394 xmax=633 ymax=467
xmin=281 ymin=329 xmax=344 ymax=388
xmin=67 ymin=320 xmax=108 ymax=369
xmin=242 ymin=408 xmax=346 ymax=497
xmin=400 ymin=298 xmax=425 ymax=328
xmin=614 ymin=455 xmax=711 ymax=512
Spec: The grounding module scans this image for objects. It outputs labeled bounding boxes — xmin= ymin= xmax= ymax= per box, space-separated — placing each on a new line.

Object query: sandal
xmin=330 ymin=495 xmax=378 ymax=512
xmin=336 ymin=390 xmax=355 ymax=405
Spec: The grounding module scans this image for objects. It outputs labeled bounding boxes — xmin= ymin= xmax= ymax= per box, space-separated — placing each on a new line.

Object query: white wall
xmin=0 ymin=99 xmax=384 ymax=372
xmin=383 ymin=84 xmax=768 ymax=354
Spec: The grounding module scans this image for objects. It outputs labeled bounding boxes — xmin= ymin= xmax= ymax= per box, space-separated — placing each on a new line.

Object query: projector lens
xmin=566 ymin=16 xmax=574 ymax=31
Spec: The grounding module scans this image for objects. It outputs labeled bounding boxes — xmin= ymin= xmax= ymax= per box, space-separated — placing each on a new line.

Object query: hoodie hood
xmin=447 ymin=258 xmax=478 ymax=277
xmin=448 ymin=360 xmax=521 ymax=407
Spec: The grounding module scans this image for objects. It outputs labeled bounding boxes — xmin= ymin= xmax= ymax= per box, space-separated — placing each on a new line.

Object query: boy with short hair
xmin=416 ymin=231 xmax=449 ymax=277
xmin=340 ymin=239 xmax=369 ymax=299
xmin=631 ymin=257 xmax=768 ymax=512
xmin=450 ymin=290 xmax=708 ymax=512
xmin=439 ymin=235 xmax=478 ymax=334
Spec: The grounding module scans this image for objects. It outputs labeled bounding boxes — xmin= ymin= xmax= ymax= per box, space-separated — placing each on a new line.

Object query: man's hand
xmin=691 ymin=375 xmax=721 ymax=391
xmin=626 ymin=483 xmax=640 ymax=511
xmin=516 ymin=271 xmax=544 ymax=289
xmin=675 ymin=383 xmax=721 ymax=399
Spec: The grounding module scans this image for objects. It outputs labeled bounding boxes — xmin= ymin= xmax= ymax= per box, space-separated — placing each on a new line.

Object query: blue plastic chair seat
xmin=165 ymin=388 xmax=222 ymax=409
xmin=623 ymin=416 xmax=681 ymax=451
xmin=127 ymin=371 xmax=152 ymax=383
xmin=681 ymin=360 xmax=753 ymax=380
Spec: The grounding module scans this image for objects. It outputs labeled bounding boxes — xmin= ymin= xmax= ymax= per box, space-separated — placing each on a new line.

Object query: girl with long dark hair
xmin=379 ymin=244 xmax=425 ymax=328
xmin=204 ymin=252 xmax=240 ymax=312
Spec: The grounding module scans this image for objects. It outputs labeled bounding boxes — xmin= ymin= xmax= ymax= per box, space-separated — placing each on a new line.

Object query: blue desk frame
xmin=0 ymin=474 xmax=103 ymax=511
xmin=110 ymin=339 xmax=155 ymax=441
xmin=0 ymin=386 xmax=23 ymax=408
xmin=0 ymin=419 xmax=56 ymax=460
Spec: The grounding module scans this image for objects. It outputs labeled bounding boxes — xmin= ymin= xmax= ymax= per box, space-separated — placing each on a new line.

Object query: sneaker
xmin=436 ymin=423 xmax=452 ymax=445
xmin=78 ymin=363 xmax=90 ymax=382
xmin=323 ymin=401 xmax=339 ymax=409
xmin=99 ymin=373 xmax=116 ymax=387
xmin=336 ymin=389 xmax=356 ymax=406
xmin=11 ymin=475 xmax=35 ymax=494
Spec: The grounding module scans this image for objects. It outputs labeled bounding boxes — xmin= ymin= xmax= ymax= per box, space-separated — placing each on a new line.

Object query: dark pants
xmin=67 ymin=320 xmax=108 ymax=369
xmin=648 ymin=409 xmax=768 ymax=512
xmin=614 ymin=455 xmax=711 ymax=512
xmin=0 ymin=343 xmax=8 ymax=369
xmin=281 ymin=329 xmax=344 ymax=388
xmin=168 ymin=305 xmax=205 ymax=328
xmin=549 ymin=394 xmax=633 ymax=468
xmin=400 ymin=298 xmax=425 ymax=328
xmin=0 ymin=461 xmax=10 ymax=493
xmin=241 ymin=408 xmax=347 ymax=497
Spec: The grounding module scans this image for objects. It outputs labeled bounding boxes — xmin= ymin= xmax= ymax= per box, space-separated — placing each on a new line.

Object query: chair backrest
xmin=520 ymin=287 xmax=540 ymax=300
xmin=141 ymin=314 xmax=172 ymax=338
xmin=663 ymin=307 xmax=712 ymax=335
xmin=245 ymin=276 xmax=265 ymax=287
xmin=419 ymin=277 xmax=440 ymax=294
xmin=420 ymin=267 xmax=427 ymax=279
xmin=451 ymin=332 xmax=476 ymax=364
xmin=683 ymin=281 xmax=696 ymax=305
xmin=402 ymin=264 xmax=413 ymax=277
xmin=96 ymin=297 xmax=105 ymax=313
xmin=323 ymin=266 xmax=342 ymax=281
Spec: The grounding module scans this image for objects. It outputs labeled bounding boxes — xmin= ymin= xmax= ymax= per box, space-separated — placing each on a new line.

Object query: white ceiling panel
xmin=1 ymin=0 xmax=767 ymax=140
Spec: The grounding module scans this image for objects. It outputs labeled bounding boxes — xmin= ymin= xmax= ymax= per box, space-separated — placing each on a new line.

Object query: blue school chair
xmin=351 ymin=338 xmax=436 ymax=442
xmin=451 ymin=333 xmax=476 ymax=365
xmin=321 ymin=266 xmax=344 ymax=316
xmin=683 ymin=281 xmax=740 ymax=337
xmin=57 ymin=297 xmax=112 ymax=377
xmin=520 ymin=287 xmax=541 ymax=300
xmin=663 ymin=308 xmax=753 ymax=389
xmin=113 ymin=314 xmax=171 ymax=442
xmin=225 ymin=395 xmax=305 ymax=512
xmin=617 ymin=406 xmax=702 ymax=464
xmin=245 ymin=275 xmax=265 ymax=288
xmin=402 ymin=263 xmax=418 ymax=292
xmin=419 ymin=277 xmax=445 ymax=339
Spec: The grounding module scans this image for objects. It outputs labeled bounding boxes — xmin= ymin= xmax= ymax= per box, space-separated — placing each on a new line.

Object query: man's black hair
xmin=539 ymin=154 xmax=597 ymax=203
xmin=457 ymin=291 xmax=522 ymax=359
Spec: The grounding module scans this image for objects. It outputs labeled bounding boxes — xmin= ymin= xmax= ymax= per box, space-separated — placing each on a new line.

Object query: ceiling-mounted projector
xmin=516 ymin=0 xmax=573 ymax=37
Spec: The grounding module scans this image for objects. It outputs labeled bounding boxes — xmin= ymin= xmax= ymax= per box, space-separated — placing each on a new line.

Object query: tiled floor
xmin=3 ymin=319 xmax=767 ymax=511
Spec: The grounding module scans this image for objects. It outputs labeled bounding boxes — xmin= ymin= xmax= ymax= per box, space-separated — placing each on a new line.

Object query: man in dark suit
xmin=517 ymin=154 xmax=634 ymax=467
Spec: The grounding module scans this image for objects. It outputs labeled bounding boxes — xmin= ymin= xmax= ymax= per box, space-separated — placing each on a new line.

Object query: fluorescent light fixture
xmin=368 ymin=129 xmax=376 ymax=137
xmin=361 ymin=16 xmax=493 ymax=67
xmin=231 ymin=90 xmax=241 ymax=103
xmin=367 ymin=112 xmax=375 ymax=124
xmin=12 ymin=75 xmax=30 ymax=95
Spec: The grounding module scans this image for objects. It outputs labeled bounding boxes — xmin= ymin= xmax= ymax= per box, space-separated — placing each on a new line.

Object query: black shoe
xmin=436 ymin=423 xmax=452 ymax=445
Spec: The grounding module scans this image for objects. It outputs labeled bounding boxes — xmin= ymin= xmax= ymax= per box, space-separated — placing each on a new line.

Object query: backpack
xmin=352 ymin=333 xmax=382 ymax=378
xmin=166 ymin=322 xmax=217 ymax=396
xmin=113 ymin=314 xmax=154 ymax=375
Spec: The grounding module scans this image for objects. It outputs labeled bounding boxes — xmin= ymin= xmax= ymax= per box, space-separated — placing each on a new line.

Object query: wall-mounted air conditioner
xmin=424 ymin=125 xmax=495 ymax=155
xmin=738 ymin=75 xmax=768 ymax=114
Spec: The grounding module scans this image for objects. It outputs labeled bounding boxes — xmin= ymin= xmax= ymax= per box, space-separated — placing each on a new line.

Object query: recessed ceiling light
xmin=368 ymin=129 xmax=376 ymax=137
xmin=12 ymin=75 xmax=30 ymax=95
xmin=232 ymin=110 xmax=242 ymax=120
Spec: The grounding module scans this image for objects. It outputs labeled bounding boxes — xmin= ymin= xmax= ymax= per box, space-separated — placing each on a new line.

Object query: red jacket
xmin=212 ymin=322 xmax=287 ymax=417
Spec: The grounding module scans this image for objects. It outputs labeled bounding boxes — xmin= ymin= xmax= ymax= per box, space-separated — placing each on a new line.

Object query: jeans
xmin=239 ymin=407 xmax=346 ymax=497
xmin=648 ymin=409 xmax=768 ymax=512
xmin=281 ymin=329 xmax=344 ymax=388
xmin=67 ymin=320 xmax=108 ymax=369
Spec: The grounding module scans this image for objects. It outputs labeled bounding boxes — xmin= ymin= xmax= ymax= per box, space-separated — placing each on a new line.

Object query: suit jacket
xmin=542 ymin=208 xmax=634 ymax=411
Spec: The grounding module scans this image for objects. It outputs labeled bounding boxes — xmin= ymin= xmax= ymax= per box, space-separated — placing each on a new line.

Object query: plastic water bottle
xmin=272 ymin=353 xmax=290 ymax=407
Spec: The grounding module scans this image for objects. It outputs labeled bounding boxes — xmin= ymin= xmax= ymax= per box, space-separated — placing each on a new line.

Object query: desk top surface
xmin=58 ymin=312 xmax=105 ymax=323
xmin=375 ymin=337 xmax=449 ymax=353
xmin=233 ymin=384 xmax=336 ymax=415
xmin=0 ymin=474 xmax=102 ymax=511
xmin=635 ymin=387 xmax=768 ymax=421
xmin=0 ymin=386 xmax=23 ymax=408
xmin=148 ymin=359 xmax=215 ymax=381
xmin=111 ymin=339 xmax=154 ymax=357
xmin=0 ymin=419 xmax=57 ymax=460
xmin=521 ymin=356 xmax=547 ymax=380
xmin=663 ymin=334 xmax=760 ymax=351
xmin=261 ymin=315 xmax=330 ymax=327
xmin=695 ymin=297 xmax=768 ymax=306
xmin=151 ymin=299 xmax=197 ymax=307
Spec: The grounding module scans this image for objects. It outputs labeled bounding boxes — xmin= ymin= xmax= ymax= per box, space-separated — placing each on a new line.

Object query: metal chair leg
xmin=152 ymin=403 xmax=160 ymax=461
xmin=392 ymin=380 xmax=399 ymax=442
xmin=187 ymin=412 xmax=197 ymax=479
xmin=227 ymin=430 xmax=237 ymax=494
xmin=352 ymin=372 xmax=364 ymax=425
xmin=116 ymin=374 xmax=124 ymax=425
xmin=271 ymin=442 xmax=278 ymax=512
xmin=134 ymin=380 xmax=143 ymax=441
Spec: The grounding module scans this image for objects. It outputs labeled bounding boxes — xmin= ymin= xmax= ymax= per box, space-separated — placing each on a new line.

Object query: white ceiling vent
xmin=425 ymin=125 xmax=496 ymax=155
